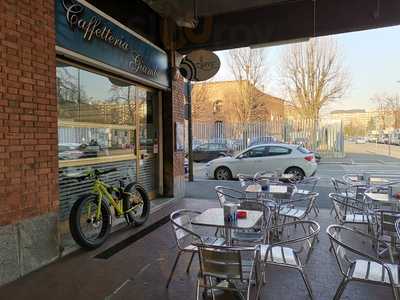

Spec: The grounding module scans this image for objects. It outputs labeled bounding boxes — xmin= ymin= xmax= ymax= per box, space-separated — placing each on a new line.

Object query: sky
xmin=213 ymin=25 xmax=400 ymax=113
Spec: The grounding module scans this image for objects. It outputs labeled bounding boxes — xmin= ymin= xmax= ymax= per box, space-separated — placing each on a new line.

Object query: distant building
xmin=330 ymin=109 xmax=394 ymax=132
xmin=191 ymin=80 xmax=286 ymax=123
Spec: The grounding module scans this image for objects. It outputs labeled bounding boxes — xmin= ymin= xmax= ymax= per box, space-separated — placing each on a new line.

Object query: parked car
xmin=355 ymin=137 xmax=367 ymax=144
xmin=249 ymin=136 xmax=278 ymax=147
xmin=192 ymin=143 xmax=234 ymax=162
xmin=367 ymin=135 xmax=378 ymax=143
xmin=58 ymin=143 xmax=98 ymax=160
xmin=205 ymin=143 xmax=317 ymax=180
xmin=378 ymin=134 xmax=390 ymax=144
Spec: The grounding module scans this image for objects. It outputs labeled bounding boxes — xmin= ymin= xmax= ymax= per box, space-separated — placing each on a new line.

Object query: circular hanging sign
xmin=179 ymin=50 xmax=220 ymax=81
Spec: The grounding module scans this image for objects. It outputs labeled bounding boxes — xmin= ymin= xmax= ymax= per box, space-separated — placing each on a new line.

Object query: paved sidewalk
xmin=0 ymin=197 xmax=393 ymax=300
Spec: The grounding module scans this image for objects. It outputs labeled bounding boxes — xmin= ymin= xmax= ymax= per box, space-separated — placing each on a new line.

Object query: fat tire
xmin=124 ymin=183 xmax=150 ymax=226
xmin=69 ymin=194 xmax=111 ymax=250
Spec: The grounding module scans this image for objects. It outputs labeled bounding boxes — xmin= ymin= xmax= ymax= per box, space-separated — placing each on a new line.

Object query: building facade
xmin=330 ymin=109 xmax=395 ymax=134
xmin=0 ymin=0 xmax=185 ymax=285
xmin=191 ymin=81 xmax=286 ymax=123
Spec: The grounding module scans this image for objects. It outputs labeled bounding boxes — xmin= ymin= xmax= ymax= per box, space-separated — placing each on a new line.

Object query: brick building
xmin=0 ymin=0 xmax=185 ymax=285
xmin=192 ymin=81 xmax=286 ymax=123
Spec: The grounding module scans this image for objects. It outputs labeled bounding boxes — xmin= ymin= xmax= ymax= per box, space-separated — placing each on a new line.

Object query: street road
xmin=185 ymin=142 xmax=400 ymax=209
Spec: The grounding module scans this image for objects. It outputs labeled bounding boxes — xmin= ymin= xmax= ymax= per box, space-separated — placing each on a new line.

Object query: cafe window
xmin=56 ymin=62 xmax=147 ymax=166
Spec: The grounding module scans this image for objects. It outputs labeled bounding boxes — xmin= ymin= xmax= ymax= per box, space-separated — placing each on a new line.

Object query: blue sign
xmin=55 ymin=0 xmax=169 ymax=89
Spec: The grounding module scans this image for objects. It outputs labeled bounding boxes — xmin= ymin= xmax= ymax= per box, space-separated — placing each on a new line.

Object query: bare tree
xmin=280 ymin=38 xmax=349 ymax=121
xmin=228 ymin=47 xmax=267 ymax=125
xmin=372 ymin=93 xmax=400 ymax=129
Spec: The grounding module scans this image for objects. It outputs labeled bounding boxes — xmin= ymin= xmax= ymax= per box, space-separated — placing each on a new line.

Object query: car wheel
xmin=285 ymin=167 xmax=305 ymax=182
xmin=214 ymin=167 xmax=232 ymax=181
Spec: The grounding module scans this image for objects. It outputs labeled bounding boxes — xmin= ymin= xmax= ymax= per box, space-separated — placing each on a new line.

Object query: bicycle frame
xmin=92 ymin=179 xmax=136 ymax=219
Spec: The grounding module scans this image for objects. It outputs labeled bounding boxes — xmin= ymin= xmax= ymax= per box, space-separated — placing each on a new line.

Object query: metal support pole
xmin=187 ymin=81 xmax=194 ymax=182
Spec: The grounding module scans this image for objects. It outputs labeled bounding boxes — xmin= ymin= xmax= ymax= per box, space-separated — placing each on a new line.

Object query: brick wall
xmin=0 ymin=0 xmax=58 ymax=226
xmin=172 ymin=73 xmax=185 ymax=178
xmin=162 ymin=62 xmax=185 ymax=197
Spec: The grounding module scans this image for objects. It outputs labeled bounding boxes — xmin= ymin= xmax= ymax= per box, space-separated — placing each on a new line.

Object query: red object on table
xmin=237 ymin=210 xmax=247 ymax=219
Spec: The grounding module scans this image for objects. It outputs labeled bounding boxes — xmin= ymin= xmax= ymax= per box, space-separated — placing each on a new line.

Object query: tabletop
xmin=192 ymin=208 xmax=263 ymax=229
xmin=245 ymin=184 xmax=309 ymax=195
xmin=345 ymin=176 xmax=389 ymax=186
xmin=364 ymin=192 xmax=400 ymax=204
xmin=245 ymin=184 xmax=262 ymax=193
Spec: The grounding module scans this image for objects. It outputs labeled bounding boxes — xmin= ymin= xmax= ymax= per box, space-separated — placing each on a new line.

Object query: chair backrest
xmin=240 ymin=200 xmax=274 ymax=243
xmin=396 ymin=218 xmax=400 ymax=240
xmin=215 ymin=186 xmax=246 ymax=207
xmin=326 ymin=224 xmax=381 ymax=279
xmin=170 ymin=209 xmax=201 ymax=250
xmin=268 ymin=220 xmax=320 ymax=264
xmin=326 ymin=224 xmax=354 ymax=277
xmin=331 ymin=177 xmax=352 ymax=194
xmin=299 ymin=176 xmax=320 ymax=192
xmin=329 ymin=192 xmax=366 ymax=221
xmin=375 ymin=209 xmax=400 ymax=236
xmin=197 ymin=244 xmax=248 ymax=281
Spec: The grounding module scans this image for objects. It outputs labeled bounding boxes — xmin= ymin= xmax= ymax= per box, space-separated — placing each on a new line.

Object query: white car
xmin=355 ymin=137 xmax=367 ymax=144
xmin=205 ymin=143 xmax=318 ymax=181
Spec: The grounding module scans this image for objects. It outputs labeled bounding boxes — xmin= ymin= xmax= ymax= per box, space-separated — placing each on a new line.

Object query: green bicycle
xmin=66 ymin=168 xmax=150 ymax=249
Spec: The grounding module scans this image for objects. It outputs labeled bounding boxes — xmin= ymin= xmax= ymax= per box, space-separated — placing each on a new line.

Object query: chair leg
xmin=392 ymin=286 xmax=399 ymax=300
xmin=333 ymin=277 xmax=349 ymax=300
xmin=166 ymin=251 xmax=182 ymax=288
xmin=186 ymin=252 xmax=195 ymax=273
xmin=195 ymin=279 xmax=200 ymax=300
xmin=298 ymin=268 xmax=313 ymax=299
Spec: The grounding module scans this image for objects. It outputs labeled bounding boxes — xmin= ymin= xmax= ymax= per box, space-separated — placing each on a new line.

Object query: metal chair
xmin=215 ymin=185 xmax=252 ymax=207
xmin=258 ymin=220 xmax=320 ymax=299
xmin=298 ymin=176 xmax=320 ymax=216
xmin=329 ymin=192 xmax=375 ymax=232
xmin=327 ymin=224 xmax=400 ymax=300
xmin=278 ymin=192 xmax=319 ymax=223
xmin=166 ymin=209 xmax=225 ymax=288
xmin=331 ymin=177 xmax=356 ymax=214
xmin=396 ymin=218 xmax=400 ymax=241
xmin=374 ymin=209 xmax=400 ymax=263
xmin=238 ymin=173 xmax=260 ymax=188
xmin=195 ymin=243 xmax=260 ymax=300
xmin=231 ymin=200 xmax=275 ymax=244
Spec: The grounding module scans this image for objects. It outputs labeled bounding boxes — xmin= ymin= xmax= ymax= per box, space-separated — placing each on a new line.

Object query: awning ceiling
xmin=91 ymin=0 xmax=400 ymax=53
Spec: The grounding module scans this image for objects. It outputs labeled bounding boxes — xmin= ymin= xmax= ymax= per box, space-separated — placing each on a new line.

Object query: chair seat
xmin=232 ymin=231 xmax=264 ymax=243
xmin=344 ymin=213 xmax=372 ymax=224
xmin=350 ymin=259 xmax=399 ymax=285
xmin=279 ymin=206 xmax=305 ymax=219
xmin=184 ymin=237 xmax=225 ymax=252
xmin=259 ymin=244 xmax=299 ymax=266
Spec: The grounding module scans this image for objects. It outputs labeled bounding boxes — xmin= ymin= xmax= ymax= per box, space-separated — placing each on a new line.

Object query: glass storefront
xmin=56 ymin=61 xmax=159 ymax=223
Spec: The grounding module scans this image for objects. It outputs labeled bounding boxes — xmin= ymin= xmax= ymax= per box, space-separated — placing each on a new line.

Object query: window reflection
xmin=56 ymin=63 xmax=141 ymax=164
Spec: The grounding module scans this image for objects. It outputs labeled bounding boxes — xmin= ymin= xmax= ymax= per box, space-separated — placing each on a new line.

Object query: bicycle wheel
xmin=124 ymin=183 xmax=150 ymax=226
xmin=69 ymin=194 xmax=111 ymax=249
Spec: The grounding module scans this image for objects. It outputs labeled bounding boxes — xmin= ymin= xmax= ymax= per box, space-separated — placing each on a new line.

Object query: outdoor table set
xmin=329 ymin=173 xmax=400 ymax=299
xmin=167 ymin=172 xmax=321 ymax=299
